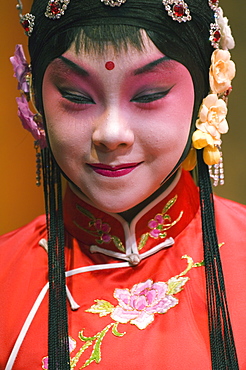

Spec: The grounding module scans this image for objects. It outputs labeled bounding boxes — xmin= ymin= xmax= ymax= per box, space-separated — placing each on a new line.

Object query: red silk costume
xmin=1 ymin=170 xmax=246 ymax=369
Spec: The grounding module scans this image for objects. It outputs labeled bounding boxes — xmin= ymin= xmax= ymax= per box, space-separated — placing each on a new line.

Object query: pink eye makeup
xmin=131 ymin=87 xmax=173 ymax=104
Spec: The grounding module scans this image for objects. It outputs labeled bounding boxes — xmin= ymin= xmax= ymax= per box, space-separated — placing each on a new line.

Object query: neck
xmin=68 ymin=169 xmax=181 ymax=224
xmin=118 ymin=170 xmax=181 ymax=223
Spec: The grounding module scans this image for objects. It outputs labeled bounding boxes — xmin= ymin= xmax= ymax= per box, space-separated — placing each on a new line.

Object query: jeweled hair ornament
xmin=208 ymin=0 xmax=235 ymax=50
xmin=101 ymin=0 xmax=127 ymax=6
xmin=16 ymin=0 xmax=35 ymax=36
xmin=45 ymin=0 xmax=71 ymax=19
xmin=162 ymin=0 xmax=191 ymax=22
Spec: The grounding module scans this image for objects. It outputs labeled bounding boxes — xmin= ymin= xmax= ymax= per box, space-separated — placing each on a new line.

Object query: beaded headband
xmin=16 ymin=0 xmax=234 ymax=51
xmin=17 ymin=0 xmax=194 ymax=37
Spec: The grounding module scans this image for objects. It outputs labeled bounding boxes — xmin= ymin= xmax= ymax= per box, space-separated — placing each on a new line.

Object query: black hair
xmin=27 ymin=0 xmax=239 ymax=369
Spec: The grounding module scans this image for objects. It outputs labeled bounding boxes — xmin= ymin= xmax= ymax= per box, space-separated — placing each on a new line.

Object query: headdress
xmin=12 ymin=1 xmax=238 ymax=369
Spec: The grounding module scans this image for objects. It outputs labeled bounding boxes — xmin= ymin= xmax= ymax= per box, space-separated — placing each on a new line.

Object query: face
xmin=42 ymin=33 xmax=194 ymax=213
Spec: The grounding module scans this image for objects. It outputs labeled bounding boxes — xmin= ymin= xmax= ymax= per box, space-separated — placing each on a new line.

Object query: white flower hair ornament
xmin=182 ymin=1 xmax=236 ymax=186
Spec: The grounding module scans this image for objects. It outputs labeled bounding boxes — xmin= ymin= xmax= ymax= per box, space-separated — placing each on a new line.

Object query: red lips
xmin=88 ymin=162 xmax=142 ymax=177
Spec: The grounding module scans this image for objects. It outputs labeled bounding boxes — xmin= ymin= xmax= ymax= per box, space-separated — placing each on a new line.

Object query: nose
xmin=92 ymin=108 xmax=134 ymax=152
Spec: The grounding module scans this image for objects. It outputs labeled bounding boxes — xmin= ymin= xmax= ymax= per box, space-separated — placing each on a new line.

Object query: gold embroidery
xmin=64 ymin=255 xmax=204 ymax=368
xmin=74 ymin=195 xmax=183 ymax=253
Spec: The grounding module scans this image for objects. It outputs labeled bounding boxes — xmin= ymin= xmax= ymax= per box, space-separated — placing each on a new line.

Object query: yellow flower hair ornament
xmin=182 ymin=2 xmax=236 ymax=186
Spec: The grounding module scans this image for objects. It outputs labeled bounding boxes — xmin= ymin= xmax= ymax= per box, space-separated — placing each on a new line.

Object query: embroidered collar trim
xmin=63 ymin=170 xmax=200 ymax=262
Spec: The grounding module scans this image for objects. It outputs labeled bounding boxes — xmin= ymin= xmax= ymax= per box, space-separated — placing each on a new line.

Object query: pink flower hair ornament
xmin=16 ymin=95 xmax=46 ymax=149
xmin=11 ymin=44 xmax=47 ymax=149
xmin=10 ymin=44 xmax=30 ymax=94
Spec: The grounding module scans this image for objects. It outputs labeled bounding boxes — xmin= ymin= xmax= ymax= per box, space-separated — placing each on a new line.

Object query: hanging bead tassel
xmin=209 ymin=149 xmax=224 ymax=186
xmin=34 ymin=140 xmax=42 ymax=186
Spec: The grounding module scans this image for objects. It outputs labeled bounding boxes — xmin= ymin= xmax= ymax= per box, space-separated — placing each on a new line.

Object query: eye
xmin=59 ymin=89 xmax=95 ymax=105
xmin=131 ymin=87 xmax=172 ymax=104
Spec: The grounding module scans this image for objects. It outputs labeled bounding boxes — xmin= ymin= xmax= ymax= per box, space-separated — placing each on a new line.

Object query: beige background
xmin=1 ymin=0 xmax=245 ymax=235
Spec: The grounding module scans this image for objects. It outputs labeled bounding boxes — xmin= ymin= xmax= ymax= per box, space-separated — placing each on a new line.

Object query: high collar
xmin=63 ymin=170 xmax=200 ymax=264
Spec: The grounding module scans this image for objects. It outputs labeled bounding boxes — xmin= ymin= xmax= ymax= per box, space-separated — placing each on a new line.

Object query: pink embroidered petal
xmin=148 ymin=219 xmax=158 ymax=229
xmin=130 ymin=311 xmax=155 ymax=330
xmin=42 ymin=356 xmax=49 ymax=370
xmin=114 ymin=288 xmax=131 ymax=308
xmin=151 ymin=282 xmax=168 ymax=298
xmin=111 ymin=306 xmax=139 ymax=324
xmin=101 ymin=234 xmax=111 ymax=243
xmin=94 ymin=219 xmax=102 ymax=230
xmin=101 ymin=222 xmax=111 ymax=233
xmin=149 ymin=229 xmax=161 ymax=238
xmin=146 ymin=295 xmax=178 ymax=314
xmin=145 ymin=289 xmax=157 ymax=305
xmin=69 ymin=336 xmax=76 ymax=353
xmin=131 ymin=279 xmax=153 ymax=296
xmin=130 ymin=295 xmax=148 ymax=310
xmin=155 ymin=214 xmax=164 ymax=224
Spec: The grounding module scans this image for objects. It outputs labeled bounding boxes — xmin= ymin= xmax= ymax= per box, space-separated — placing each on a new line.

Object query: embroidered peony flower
xmin=17 ymin=94 xmax=46 ymax=148
xmin=111 ymin=279 xmax=178 ymax=330
xmin=209 ymin=49 xmax=236 ymax=94
xmin=217 ymin=7 xmax=235 ymax=50
xmin=10 ymin=44 xmax=30 ymax=94
xmin=148 ymin=214 xmax=166 ymax=238
xmin=195 ymin=94 xmax=228 ymax=145
xmin=93 ymin=219 xmax=112 ymax=243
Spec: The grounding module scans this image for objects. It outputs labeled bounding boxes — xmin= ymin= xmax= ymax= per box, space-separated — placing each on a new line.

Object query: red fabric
xmin=1 ymin=170 xmax=246 ymax=369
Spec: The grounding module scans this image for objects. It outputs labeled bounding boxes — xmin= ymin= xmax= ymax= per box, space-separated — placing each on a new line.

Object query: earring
xmin=209 ymin=150 xmax=224 ymax=186
xmin=34 ymin=141 xmax=42 ymax=186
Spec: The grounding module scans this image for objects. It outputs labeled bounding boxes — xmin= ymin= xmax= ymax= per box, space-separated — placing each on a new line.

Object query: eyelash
xmin=131 ymin=88 xmax=172 ymax=104
xmin=60 ymin=90 xmax=95 ymax=105
xmin=59 ymin=87 xmax=172 ymax=107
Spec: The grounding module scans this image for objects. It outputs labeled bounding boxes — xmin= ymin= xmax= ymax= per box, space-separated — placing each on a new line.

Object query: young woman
xmin=1 ymin=0 xmax=245 ymax=369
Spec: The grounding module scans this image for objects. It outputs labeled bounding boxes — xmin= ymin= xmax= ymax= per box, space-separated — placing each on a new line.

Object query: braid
xmin=42 ymin=148 xmax=70 ymax=370
xmin=197 ymin=149 xmax=239 ymax=369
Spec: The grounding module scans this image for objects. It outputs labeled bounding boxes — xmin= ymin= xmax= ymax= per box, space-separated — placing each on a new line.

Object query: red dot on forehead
xmin=105 ymin=61 xmax=115 ymax=70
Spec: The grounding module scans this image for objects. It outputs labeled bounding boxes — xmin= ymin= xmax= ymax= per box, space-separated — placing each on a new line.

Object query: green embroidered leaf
xmin=167 ymin=276 xmax=190 ymax=295
xmin=79 ymin=329 xmax=98 ymax=342
xmin=163 ymin=214 xmax=171 ymax=221
xmin=193 ymin=260 xmax=205 ymax=267
xmin=76 ymin=204 xmax=95 ymax=221
xmin=112 ymin=236 xmax=125 ymax=252
xmin=162 ymin=195 xmax=177 ymax=214
xmin=112 ymin=322 xmax=126 ymax=337
xmin=85 ymin=299 xmax=115 ymax=317
xmin=159 ymin=232 xmax=167 ymax=239
xmin=73 ymin=221 xmax=98 ymax=236
xmin=138 ymin=233 xmax=149 ymax=251
xmin=81 ymin=324 xmax=113 ymax=368
xmin=95 ymin=239 xmax=104 ymax=245
xmin=70 ymin=341 xmax=93 ymax=369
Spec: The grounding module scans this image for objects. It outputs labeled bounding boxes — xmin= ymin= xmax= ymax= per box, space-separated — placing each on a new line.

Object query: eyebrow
xmin=133 ymin=56 xmax=171 ymax=76
xmin=59 ymin=56 xmax=90 ymax=76
xmin=58 ymin=55 xmax=171 ymax=77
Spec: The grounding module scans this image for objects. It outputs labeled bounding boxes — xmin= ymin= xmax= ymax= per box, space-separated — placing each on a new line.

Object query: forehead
xmin=68 ymin=30 xmax=161 ymax=62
